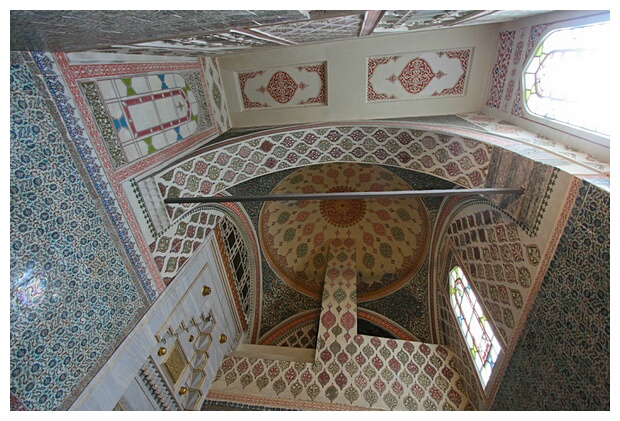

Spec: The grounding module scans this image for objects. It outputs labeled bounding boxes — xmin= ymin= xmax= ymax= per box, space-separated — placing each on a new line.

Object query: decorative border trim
xmin=486 ymin=175 xmax=582 ymax=406
xmin=206 ymin=391 xmax=377 ymax=411
xmin=214 ymin=224 xmax=248 ymax=332
xmin=52 ymin=52 xmax=166 ymax=295
xmin=357 ymin=309 xmax=418 ymax=341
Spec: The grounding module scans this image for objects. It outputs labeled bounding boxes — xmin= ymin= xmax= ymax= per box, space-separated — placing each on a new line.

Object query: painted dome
xmin=259 ymin=163 xmax=430 ymax=302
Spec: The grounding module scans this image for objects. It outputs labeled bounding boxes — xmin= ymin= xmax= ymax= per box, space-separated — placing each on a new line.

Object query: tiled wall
xmin=10 ymin=52 xmax=149 ymax=410
xmin=443 ymin=201 xmax=543 ymax=346
xmin=491 ymin=181 xmax=610 ymax=410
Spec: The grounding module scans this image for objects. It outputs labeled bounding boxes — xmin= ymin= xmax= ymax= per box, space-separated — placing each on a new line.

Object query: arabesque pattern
xmin=367 ymin=49 xmax=472 ymax=102
xmin=238 ymin=62 xmax=327 ymax=109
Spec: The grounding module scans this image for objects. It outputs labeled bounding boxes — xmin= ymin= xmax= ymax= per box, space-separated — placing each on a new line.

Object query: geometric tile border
xmin=48 ymin=52 xmax=220 ymax=299
xmin=202 ymin=57 xmax=230 ymax=133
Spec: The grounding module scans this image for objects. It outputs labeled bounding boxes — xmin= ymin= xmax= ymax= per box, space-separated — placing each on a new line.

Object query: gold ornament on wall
xmin=202 ymin=286 xmax=211 ymax=296
xmin=219 ymin=334 xmax=228 ymax=343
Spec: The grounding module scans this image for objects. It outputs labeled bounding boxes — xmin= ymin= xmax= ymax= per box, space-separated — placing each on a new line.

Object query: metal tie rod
xmin=164 ymin=188 xmax=524 ymax=204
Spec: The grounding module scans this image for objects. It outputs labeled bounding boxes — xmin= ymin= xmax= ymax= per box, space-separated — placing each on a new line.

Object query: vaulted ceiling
xmin=226 ymin=161 xmax=458 ymax=345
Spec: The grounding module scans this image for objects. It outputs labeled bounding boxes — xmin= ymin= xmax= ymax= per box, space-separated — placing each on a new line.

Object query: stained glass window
xmin=449 ymin=266 xmax=501 ymax=387
xmin=523 ymin=21 xmax=609 ymax=137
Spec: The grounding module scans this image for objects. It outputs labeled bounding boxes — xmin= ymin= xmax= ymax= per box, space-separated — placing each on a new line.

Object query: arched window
xmin=522 ymin=20 xmax=609 ymax=141
xmin=449 ymin=266 xmax=501 ymax=387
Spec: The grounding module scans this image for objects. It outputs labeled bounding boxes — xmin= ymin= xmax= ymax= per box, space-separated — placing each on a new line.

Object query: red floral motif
xmin=486 ymin=31 xmax=515 ymax=108
xmin=268 ymin=363 xmax=280 ymax=379
xmin=411 ymin=384 xmax=425 ymax=400
xmin=313 ymin=231 xmax=324 ymax=247
xmin=407 ymin=361 xmax=419 ymax=375
xmin=320 ymin=349 xmax=332 ymax=363
xmin=429 ymin=385 xmax=443 ymax=402
xmin=373 ymin=378 xmax=386 ymax=395
xmin=221 ymin=357 xmax=235 ymax=373
xmin=301 ymin=370 xmax=313 ymax=386
xmin=370 ymin=337 xmax=381 ymax=348
xmin=403 ymin=342 xmax=416 ymax=354
xmin=448 ymin=388 xmax=462 ymax=406
xmin=303 ymin=223 xmax=315 ymax=236
xmin=318 ymin=370 xmax=331 ymax=386
xmin=367 ymin=56 xmax=400 ymax=101
xmin=392 ymin=380 xmax=404 ymax=396
xmin=321 ymin=307 xmax=337 ymax=330
xmin=337 ymin=351 xmax=349 ymax=365
xmin=335 ymin=372 xmax=348 ymax=390
xmin=342 ymin=268 xmax=356 ymax=282
xmin=341 ymin=310 xmax=356 ymax=332
xmin=252 ymin=361 xmax=265 ymax=377
xmin=238 ymin=70 xmax=269 ymax=109
xmin=285 ymin=367 xmax=297 ymax=383
xmin=297 ymin=64 xmax=327 ymax=105
xmin=355 ymin=353 xmax=367 ymax=366
xmin=266 ymin=71 xmax=299 ymax=104
xmin=371 ymin=356 xmax=384 ymax=370
xmin=441 ymin=366 xmax=454 ymax=380
xmin=424 ymin=363 xmax=437 ymax=378
xmin=355 ymin=373 xmax=367 ymax=390
xmin=398 ymin=58 xmax=435 ymax=94
xmin=388 ymin=357 xmax=401 ymax=373
xmin=237 ymin=360 xmax=249 ymax=374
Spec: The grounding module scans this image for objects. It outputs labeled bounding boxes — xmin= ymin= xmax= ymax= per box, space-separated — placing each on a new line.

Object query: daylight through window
xmin=449 ymin=266 xmax=501 ymax=387
xmin=523 ymin=21 xmax=609 ymax=137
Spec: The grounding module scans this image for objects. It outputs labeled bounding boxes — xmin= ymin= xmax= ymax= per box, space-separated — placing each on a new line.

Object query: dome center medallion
xmin=319 ymin=187 xmax=367 ymax=227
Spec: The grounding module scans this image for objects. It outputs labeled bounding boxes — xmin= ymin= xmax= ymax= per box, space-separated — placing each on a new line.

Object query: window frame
xmin=448 ymin=265 xmax=502 ymax=389
xmin=520 ymin=13 xmax=610 ymax=149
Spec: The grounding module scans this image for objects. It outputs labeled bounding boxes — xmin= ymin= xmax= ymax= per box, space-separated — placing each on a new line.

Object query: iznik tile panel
xmin=10 ymin=52 xmax=148 ymax=410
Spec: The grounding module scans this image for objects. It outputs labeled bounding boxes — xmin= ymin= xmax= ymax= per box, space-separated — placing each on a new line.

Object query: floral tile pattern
xmin=491 ymin=181 xmax=609 ymax=410
xmin=10 ymin=52 xmax=148 ymax=410
xmin=202 ymin=57 xmax=231 ymax=133
xmin=208 ymin=238 xmax=475 ymax=410
xmin=156 ymin=125 xmax=494 ymax=224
